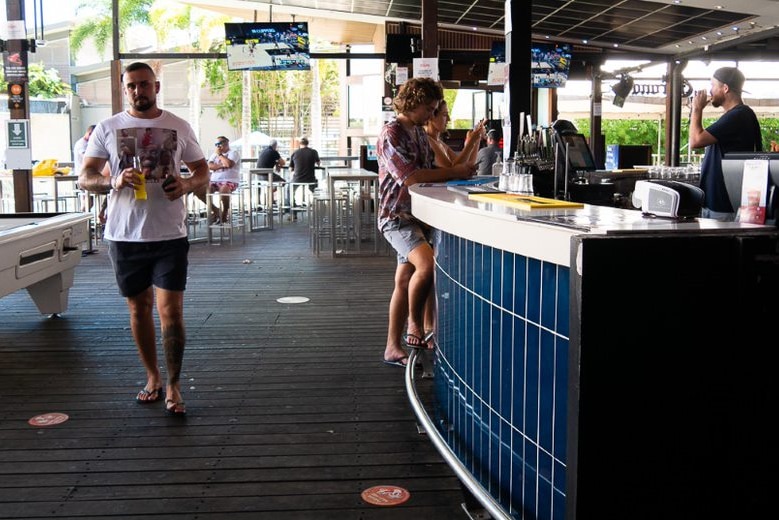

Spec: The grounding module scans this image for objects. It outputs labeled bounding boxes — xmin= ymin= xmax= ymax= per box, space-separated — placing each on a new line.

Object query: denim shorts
xmin=382 ymin=219 xmax=432 ymax=264
xmin=108 ymin=238 xmax=189 ymax=297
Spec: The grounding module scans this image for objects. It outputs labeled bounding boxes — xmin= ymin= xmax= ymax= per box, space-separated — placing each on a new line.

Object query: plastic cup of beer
xmin=133 ymin=156 xmax=147 ymax=200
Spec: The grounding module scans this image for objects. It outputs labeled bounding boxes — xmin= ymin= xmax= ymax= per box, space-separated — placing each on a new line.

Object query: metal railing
xmin=404 ymin=349 xmax=512 ymax=520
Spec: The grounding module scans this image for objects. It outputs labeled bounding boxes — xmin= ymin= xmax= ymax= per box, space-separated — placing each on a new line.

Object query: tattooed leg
xmin=162 ymin=323 xmax=186 ymax=388
xmin=156 ymin=288 xmax=186 ymax=405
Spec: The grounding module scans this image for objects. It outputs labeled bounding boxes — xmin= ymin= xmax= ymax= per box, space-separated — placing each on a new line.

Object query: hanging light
xmin=611 ymin=75 xmax=634 ymax=107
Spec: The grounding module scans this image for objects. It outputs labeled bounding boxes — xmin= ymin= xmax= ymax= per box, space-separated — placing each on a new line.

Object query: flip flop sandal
xmin=165 ymin=399 xmax=187 ymax=416
xmin=403 ymin=333 xmax=429 ymax=350
xmin=136 ymin=387 xmax=163 ymax=404
xmin=382 ymin=356 xmax=409 ymax=368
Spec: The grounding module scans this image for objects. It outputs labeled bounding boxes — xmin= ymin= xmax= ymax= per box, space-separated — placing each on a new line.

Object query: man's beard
xmin=131 ymin=97 xmax=154 ymax=112
xmin=711 ymin=98 xmax=721 ymax=108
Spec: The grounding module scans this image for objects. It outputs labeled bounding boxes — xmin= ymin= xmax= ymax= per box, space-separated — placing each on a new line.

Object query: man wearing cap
xmin=475 ymin=129 xmax=501 ymax=176
xmin=690 ymin=66 xmax=762 ymax=220
xmin=289 ymin=137 xmax=321 ymax=213
xmin=196 ymin=136 xmax=241 ymax=224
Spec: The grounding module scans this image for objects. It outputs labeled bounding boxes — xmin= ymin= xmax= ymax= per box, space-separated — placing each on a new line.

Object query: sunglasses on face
xmin=215 ymin=141 xmax=226 ymax=147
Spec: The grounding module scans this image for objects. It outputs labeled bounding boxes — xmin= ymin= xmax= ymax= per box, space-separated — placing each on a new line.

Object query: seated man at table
xmin=196 ymin=136 xmax=241 ymax=224
xmin=256 ymin=139 xmax=287 ymax=183
xmin=289 ymin=137 xmax=321 ymax=212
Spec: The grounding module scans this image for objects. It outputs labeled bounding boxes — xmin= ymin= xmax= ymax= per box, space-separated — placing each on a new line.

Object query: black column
xmin=421 ymin=0 xmax=438 ymax=59
xmin=589 ymin=63 xmax=604 ymax=168
xmin=509 ymin=0 xmax=531 ymax=156
xmin=6 ymin=0 xmax=33 ymax=212
xmin=665 ymin=60 xmax=685 ymax=167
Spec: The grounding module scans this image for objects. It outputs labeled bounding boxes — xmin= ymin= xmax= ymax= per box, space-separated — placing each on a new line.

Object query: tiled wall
xmin=433 ymin=230 xmax=569 ymax=520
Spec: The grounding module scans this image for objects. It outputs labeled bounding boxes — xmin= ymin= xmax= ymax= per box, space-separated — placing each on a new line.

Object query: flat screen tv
xmin=490 ymin=41 xmax=506 ymax=64
xmin=531 ymin=42 xmax=571 ymax=88
xmin=385 ymin=34 xmax=420 ymax=64
xmin=487 ymin=40 xmax=506 ymax=85
xmin=225 ymin=22 xmax=310 ymax=71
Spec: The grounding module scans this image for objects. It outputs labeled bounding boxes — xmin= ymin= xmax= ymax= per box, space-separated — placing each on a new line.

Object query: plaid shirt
xmin=376 ymin=120 xmax=435 ymax=231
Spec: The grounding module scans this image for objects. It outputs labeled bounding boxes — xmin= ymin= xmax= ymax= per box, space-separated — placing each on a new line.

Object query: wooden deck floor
xmin=0 ymin=220 xmax=468 ymax=519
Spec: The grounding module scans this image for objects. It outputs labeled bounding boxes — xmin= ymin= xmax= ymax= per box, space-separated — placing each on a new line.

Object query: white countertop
xmin=410 ymin=183 xmax=774 ymax=267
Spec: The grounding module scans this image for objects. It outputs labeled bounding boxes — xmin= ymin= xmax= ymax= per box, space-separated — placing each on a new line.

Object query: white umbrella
xmin=230 ymin=131 xmax=276 ymax=158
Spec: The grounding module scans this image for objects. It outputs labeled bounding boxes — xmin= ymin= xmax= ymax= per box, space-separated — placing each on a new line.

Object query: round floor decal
xmin=28 ymin=412 xmax=69 ymax=427
xmin=361 ymin=485 xmax=411 ymax=506
xmin=276 ymin=296 xmax=310 ymax=304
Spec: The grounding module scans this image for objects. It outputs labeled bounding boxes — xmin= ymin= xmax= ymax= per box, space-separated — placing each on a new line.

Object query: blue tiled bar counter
xmin=410 ymin=184 xmax=778 ymax=519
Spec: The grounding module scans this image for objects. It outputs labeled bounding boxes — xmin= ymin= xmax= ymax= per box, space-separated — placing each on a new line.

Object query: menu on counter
xmin=736 ymin=159 xmax=769 ymax=224
xmin=447 ymin=177 xmax=504 ymax=195
xmin=468 ymin=193 xmax=584 ymax=210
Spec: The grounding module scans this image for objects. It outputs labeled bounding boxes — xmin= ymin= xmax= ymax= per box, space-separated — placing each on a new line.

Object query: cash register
xmin=551 ymin=120 xmax=648 ymax=207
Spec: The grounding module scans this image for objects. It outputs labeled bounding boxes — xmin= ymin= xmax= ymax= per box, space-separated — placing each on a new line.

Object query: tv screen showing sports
xmin=225 ymin=22 xmax=310 ymax=71
xmin=531 ymin=42 xmax=571 ymax=88
xmin=490 ymin=41 xmax=506 ymax=63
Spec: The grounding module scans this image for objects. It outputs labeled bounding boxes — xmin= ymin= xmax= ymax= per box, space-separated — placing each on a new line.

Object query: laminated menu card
xmin=446 ymin=177 xmax=504 ymax=195
xmin=736 ymin=160 xmax=769 ymax=224
xmin=468 ymin=193 xmax=584 ymax=210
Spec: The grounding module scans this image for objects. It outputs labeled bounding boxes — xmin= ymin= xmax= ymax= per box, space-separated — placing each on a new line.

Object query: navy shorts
xmin=382 ymin=219 xmax=433 ymax=264
xmin=108 ymin=238 xmax=189 ymax=297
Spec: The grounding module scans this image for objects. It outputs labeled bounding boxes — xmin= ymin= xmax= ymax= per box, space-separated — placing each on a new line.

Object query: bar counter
xmin=410 ymin=183 xmax=777 ymax=519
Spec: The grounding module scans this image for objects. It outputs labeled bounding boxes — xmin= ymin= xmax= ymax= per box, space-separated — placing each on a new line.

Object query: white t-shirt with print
xmin=207 ymin=149 xmax=241 ymax=183
xmin=85 ymin=110 xmax=204 ymax=242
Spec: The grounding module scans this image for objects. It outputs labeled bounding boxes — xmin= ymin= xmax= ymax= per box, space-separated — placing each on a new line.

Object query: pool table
xmin=0 ymin=212 xmax=92 ymax=315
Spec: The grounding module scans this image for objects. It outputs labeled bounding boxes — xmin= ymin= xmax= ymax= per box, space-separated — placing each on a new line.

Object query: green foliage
xmin=444 ymin=90 xmax=474 ymax=130
xmin=574 ymin=118 xmax=658 ymax=148
xmin=70 ymin=0 xmax=155 ymax=58
xmin=760 ymin=118 xmax=779 ymax=150
xmin=575 ymin=116 xmax=779 ymax=160
xmin=13 ymin=63 xmax=71 ymax=98
xmin=0 ymin=63 xmax=70 ymax=98
xmin=203 ymin=58 xmax=341 ymax=135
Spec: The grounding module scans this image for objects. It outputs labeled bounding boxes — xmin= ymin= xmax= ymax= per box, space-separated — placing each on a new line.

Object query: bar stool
xmin=310 ymin=188 xmax=349 ymax=256
xmin=287 ymin=182 xmax=316 ymax=223
xmin=207 ymin=187 xmax=246 ymax=245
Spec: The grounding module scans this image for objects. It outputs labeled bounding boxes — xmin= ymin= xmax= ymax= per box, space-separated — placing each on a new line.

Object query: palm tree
xmin=148 ymin=1 xmax=227 ymax=138
xmin=70 ymin=0 xmax=154 ymax=61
